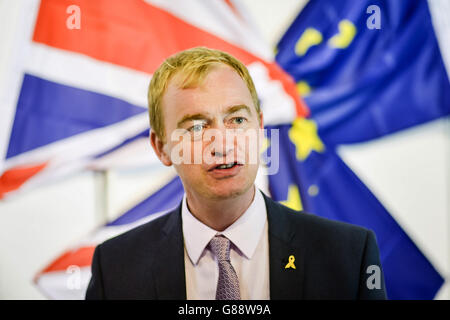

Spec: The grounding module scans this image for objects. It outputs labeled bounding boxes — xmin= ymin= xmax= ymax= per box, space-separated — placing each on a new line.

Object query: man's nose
xmin=208 ymin=125 xmax=235 ymax=158
xmin=212 ymin=147 xmax=233 ymax=158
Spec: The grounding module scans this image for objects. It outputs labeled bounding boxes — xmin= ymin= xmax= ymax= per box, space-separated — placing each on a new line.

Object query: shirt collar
xmin=182 ymin=186 xmax=267 ymax=265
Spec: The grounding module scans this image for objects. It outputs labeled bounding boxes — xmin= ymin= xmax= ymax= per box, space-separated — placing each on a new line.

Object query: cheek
xmin=174 ymin=163 xmax=207 ymax=187
xmin=166 ymin=137 xmax=203 ymax=165
xmin=246 ymin=162 xmax=260 ymax=176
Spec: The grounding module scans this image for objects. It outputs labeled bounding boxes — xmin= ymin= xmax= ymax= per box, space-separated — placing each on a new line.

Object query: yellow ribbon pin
xmin=285 ymin=255 xmax=296 ymax=269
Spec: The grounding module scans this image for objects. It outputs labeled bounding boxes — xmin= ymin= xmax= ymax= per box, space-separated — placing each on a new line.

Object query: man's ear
xmin=150 ymin=130 xmax=172 ymax=166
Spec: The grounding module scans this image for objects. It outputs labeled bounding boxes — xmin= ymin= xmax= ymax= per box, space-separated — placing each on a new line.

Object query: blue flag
xmin=272 ymin=0 xmax=448 ymax=299
xmin=276 ymin=0 xmax=450 ymax=146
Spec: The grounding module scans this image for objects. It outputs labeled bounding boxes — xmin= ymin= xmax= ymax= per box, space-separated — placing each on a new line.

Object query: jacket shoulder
xmin=266 ymin=194 xmax=371 ymax=243
xmin=86 ymin=208 xmax=182 ymax=299
xmin=291 ymin=208 xmax=370 ymax=242
xmin=265 ymin=196 xmax=386 ymax=299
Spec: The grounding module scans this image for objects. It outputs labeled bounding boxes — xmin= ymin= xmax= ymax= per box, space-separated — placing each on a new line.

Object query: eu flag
xmin=272 ymin=0 xmax=449 ymax=299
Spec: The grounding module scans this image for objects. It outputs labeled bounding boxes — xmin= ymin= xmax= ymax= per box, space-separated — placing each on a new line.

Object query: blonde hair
xmin=148 ymin=47 xmax=260 ymax=142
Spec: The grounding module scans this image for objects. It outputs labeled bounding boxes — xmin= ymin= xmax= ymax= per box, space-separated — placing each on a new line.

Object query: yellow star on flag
xmin=295 ymin=27 xmax=323 ymax=56
xmin=328 ymin=20 xmax=357 ymax=49
xmin=288 ymin=117 xmax=325 ymax=161
xmin=296 ymin=81 xmax=311 ymax=97
xmin=280 ymin=184 xmax=303 ymax=211
xmin=260 ymin=136 xmax=270 ymax=156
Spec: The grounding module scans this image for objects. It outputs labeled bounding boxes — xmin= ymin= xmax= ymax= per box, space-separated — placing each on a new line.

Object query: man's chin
xmin=206 ymin=184 xmax=253 ymax=201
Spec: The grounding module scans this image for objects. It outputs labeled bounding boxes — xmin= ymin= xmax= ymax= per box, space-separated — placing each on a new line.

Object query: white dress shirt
xmin=182 ymin=186 xmax=270 ymax=300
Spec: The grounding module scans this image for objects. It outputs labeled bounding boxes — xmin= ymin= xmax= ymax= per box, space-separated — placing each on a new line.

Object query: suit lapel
xmin=152 ymin=204 xmax=187 ymax=299
xmin=149 ymin=192 xmax=306 ymax=299
xmin=263 ymin=193 xmax=305 ymax=300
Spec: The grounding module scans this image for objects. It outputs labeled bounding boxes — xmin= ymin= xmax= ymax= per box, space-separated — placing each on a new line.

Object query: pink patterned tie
xmin=209 ymin=235 xmax=241 ymax=300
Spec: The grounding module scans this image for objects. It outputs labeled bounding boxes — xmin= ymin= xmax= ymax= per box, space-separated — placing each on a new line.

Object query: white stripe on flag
xmin=0 ymin=0 xmax=40 ymax=169
xmin=146 ymin=0 xmax=273 ymax=61
xmin=428 ymin=0 xmax=450 ymax=80
xmin=78 ymin=210 xmax=171 ymax=248
xmin=4 ymin=113 xmax=149 ymax=170
xmin=35 ymin=266 xmax=91 ymax=300
xmin=248 ymin=62 xmax=297 ymax=125
xmin=25 ymin=43 xmax=151 ymax=108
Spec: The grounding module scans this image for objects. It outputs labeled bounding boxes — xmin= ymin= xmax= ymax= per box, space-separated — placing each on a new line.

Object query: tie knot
xmin=209 ymin=235 xmax=231 ymax=261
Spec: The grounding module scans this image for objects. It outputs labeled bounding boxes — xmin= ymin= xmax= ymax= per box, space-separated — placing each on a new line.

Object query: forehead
xmin=162 ymin=65 xmax=255 ymax=119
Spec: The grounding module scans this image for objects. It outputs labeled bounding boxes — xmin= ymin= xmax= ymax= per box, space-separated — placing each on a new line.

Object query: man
xmin=86 ymin=47 xmax=386 ymax=300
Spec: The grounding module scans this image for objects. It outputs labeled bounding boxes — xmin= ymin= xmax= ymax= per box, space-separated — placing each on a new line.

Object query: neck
xmin=185 ymin=185 xmax=256 ymax=231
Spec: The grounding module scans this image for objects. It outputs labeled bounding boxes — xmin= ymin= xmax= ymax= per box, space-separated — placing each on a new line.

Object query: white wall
xmin=0 ymin=172 xmax=98 ymax=299
xmin=0 ymin=0 xmax=448 ymax=299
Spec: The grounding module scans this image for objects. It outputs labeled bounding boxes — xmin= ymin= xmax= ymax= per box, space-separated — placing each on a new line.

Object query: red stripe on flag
xmin=33 ymin=0 xmax=308 ymax=117
xmin=39 ymin=246 xmax=96 ymax=274
xmin=33 ymin=0 xmax=260 ymax=73
xmin=0 ymin=163 xmax=47 ymax=199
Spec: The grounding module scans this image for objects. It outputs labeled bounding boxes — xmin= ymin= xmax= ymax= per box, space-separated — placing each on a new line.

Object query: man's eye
xmin=232 ymin=117 xmax=246 ymax=124
xmin=189 ymin=124 xmax=204 ymax=132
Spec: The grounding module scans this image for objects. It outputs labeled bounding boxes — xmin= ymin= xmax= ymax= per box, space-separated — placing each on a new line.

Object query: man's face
xmin=157 ymin=65 xmax=263 ymax=200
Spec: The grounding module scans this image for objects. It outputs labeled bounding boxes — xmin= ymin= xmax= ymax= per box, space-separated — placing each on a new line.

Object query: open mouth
xmin=209 ymin=162 xmax=242 ymax=171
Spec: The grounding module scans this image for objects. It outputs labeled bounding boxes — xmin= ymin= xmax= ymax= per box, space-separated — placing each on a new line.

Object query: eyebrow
xmin=176 ymin=113 xmax=208 ymax=128
xmin=226 ymin=104 xmax=252 ymax=117
xmin=176 ymin=104 xmax=252 ymax=128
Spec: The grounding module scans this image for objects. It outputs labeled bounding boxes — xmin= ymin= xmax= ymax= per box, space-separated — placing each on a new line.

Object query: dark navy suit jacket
xmin=86 ymin=191 xmax=387 ymax=299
